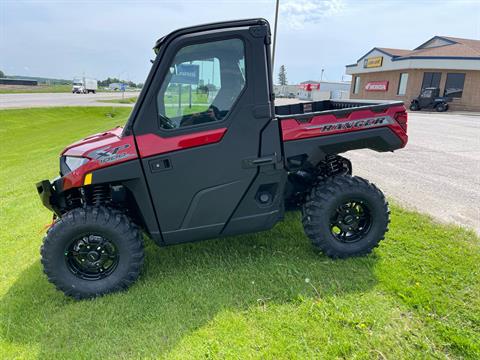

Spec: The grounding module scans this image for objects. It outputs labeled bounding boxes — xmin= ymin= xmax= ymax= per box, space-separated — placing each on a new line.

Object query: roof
xmin=376 ymin=47 xmax=411 ymax=57
xmin=352 ymin=36 xmax=480 ymax=65
xmin=405 ymin=36 xmax=480 ymax=58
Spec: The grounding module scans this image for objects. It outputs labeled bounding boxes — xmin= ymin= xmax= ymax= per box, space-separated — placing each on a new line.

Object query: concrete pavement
xmin=0 ymin=91 xmax=140 ymax=109
xmin=347 ymin=112 xmax=480 ymax=234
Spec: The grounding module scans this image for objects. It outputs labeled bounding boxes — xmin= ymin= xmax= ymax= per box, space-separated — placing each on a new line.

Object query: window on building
xmin=421 ymin=72 xmax=441 ymax=90
xmin=397 ymin=73 xmax=409 ymax=96
xmin=353 ymin=76 xmax=361 ymax=94
xmin=444 ymin=73 xmax=465 ymax=98
xmin=157 ymin=38 xmax=245 ymax=129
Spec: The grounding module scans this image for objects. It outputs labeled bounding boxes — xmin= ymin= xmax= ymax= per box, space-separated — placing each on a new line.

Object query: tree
xmin=278 ymin=65 xmax=287 ymax=85
xmin=0 ymin=70 xmax=4 ymax=78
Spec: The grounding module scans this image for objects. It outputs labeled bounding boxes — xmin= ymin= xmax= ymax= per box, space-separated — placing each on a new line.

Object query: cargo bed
xmin=275 ymin=99 xmax=404 ymax=118
xmin=276 ymin=99 xmax=408 ymax=169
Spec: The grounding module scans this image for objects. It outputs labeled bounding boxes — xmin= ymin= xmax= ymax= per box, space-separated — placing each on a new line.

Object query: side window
xmin=444 ymin=73 xmax=465 ymax=98
xmin=353 ymin=76 xmax=360 ymax=94
xmin=157 ymin=38 xmax=245 ymax=130
xmin=397 ymin=73 xmax=408 ymax=96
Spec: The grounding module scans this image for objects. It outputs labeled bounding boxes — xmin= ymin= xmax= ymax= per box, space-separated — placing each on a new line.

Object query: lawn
xmin=0 ymin=84 xmax=73 ymax=94
xmin=0 ymin=84 xmax=112 ymax=94
xmin=98 ymin=96 xmax=138 ymax=104
xmin=0 ymin=107 xmax=479 ymax=359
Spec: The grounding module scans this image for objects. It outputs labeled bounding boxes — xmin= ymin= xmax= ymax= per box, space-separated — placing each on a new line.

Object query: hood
xmin=60 ymin=127 xmax=138 ymax=191
xmin=62 ymin=127 xmax=131 ymax=158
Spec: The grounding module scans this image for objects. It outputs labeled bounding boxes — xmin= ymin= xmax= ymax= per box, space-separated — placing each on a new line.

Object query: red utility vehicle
xmin=37 ymin=19 xmax=408 ymax=299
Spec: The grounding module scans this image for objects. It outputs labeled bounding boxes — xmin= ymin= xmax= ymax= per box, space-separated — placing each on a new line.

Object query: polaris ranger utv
xmin=37 ymin=19 xmax=408 ymax=299
xmin=409 ymin=87 xmax=450 ymax=112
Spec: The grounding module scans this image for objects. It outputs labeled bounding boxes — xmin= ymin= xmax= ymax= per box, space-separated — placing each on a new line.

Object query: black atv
xmin=409 ymin=87 xmax=450 ymax=112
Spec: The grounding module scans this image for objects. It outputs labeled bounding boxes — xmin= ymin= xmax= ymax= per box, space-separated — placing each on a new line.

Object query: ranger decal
xmin=305 ymin=116 xmax=395 ymax=133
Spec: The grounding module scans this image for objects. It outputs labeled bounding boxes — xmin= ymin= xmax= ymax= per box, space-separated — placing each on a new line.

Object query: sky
xmin=1 ymin=0 xmax=479 ymax=84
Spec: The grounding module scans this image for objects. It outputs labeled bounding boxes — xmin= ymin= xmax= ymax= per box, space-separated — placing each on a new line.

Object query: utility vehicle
xmin=37 ymin=19 xmax=408 ymax=299
xmin=409 ymin=87 xmax=450 ymax=112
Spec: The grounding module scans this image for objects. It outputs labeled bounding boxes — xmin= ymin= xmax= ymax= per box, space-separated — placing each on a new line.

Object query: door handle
xmin=149 ymin=157 xmax=172 ymax=173
xmin=242 ymin=154 xmax=278 ymax=169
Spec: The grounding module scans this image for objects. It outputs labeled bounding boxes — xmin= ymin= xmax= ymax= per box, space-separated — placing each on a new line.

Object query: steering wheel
xmin=179 ymin=105 xmax=221 ymax=127
xmin=158 ymin=114 xmax=177 ymax=129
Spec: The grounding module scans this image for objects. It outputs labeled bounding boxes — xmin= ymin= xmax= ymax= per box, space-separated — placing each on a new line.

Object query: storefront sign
xmin=363 ymin=56 xmax=383 ymax=68
xmin=365 ymin=81 xmax=389 ymax=91
xmin=299 ymin=83 xmax=320 ymax=91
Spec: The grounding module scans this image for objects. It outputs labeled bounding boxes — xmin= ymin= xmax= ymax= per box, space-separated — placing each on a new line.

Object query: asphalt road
xmin=0 ymin=91 xmax=139 ymax=109
xmin=1 ymin=94 xmax=478 ymax=233
xmin=346 ymin=112 xmax=480 ymax=234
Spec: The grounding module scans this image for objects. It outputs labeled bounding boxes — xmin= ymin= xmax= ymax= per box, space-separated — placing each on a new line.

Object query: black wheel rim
xmin=65 ymin=234 xmax=119 ymax=280
xmin=330 ymin=200 xmax=372 ymax=243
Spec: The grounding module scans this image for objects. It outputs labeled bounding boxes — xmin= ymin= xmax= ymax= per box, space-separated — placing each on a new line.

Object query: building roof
xmin=346 ymin=36 xmax=480 ymax=74
xmin=376 ymin=47 xmax=411 ymax=57
xmin=368 ymin=36 xmax=480 ymax=62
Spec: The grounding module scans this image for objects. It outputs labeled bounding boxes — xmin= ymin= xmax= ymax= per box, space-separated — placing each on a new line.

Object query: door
xmin=419 ymin=88 xmax=434 ymax=108
xmin=132 ymin=21 xmax=283 ymax=244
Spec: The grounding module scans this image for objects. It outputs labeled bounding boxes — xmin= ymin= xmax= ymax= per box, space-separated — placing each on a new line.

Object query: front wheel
xmin=436 ymin=103 xmax=448 ymax=112
xmin=41 ymin=206 xmax=144 ymax=299
xmin=302 ymin=175 xmax=389 ymax=258
xmin=409 ymin=102 xmax=419 ymax=111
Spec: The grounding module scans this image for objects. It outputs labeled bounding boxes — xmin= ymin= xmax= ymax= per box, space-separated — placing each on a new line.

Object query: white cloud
xmin=280 ymin=0 xmax=345 ymax=29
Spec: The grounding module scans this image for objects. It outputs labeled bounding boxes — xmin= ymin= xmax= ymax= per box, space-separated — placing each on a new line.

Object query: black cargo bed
xmin=275 ymin=99 xmax=403 ymax=120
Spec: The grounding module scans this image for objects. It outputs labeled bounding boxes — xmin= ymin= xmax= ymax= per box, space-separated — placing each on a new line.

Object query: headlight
xmin=61 ymin=156 xmax=89 ymax=175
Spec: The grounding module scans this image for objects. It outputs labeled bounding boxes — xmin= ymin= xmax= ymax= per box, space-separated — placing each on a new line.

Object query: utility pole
xmin=320 ymin=69 xmax=324 ymax=81
xmin=272 ymin=0 xmax=280 ymax=70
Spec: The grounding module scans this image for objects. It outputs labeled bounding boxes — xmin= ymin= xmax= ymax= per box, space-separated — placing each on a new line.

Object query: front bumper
xmin=36 ymin=178 xmax=63 ymax=215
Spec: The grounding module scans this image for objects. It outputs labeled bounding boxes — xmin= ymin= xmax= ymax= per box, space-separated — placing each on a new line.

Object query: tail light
xmin=394 ymin=111 xmax=408 ymax=132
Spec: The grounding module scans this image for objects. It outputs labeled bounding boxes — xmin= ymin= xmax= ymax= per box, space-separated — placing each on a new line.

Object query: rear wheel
xmin=302 ymin=175 xmax=389 ymax=258
xmin=436 ymin=103 xmax=447 ymax=112
xmin=41 ymin=206 xmax=144 ymax=299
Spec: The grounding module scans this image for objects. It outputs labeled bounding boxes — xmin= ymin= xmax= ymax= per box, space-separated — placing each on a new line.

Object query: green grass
xmin=0 ymin=84 xmax=73 ymax=94
xmin=0 ymin=107 xmax=479 ymax=359
xmin=98 ymin=96 xmax=138 ymax=104
xmin=0 ymin=85 xmax=112 ymax=94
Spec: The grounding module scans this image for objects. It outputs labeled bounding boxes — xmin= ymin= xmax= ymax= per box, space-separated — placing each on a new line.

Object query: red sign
xmin=299 ymin=83 xmax=320 ymax=91
xmin=365 ymin=81 xmax=389 ymax=91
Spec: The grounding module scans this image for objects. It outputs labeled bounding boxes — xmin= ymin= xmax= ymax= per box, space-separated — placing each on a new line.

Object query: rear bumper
xmin=36 ymin=178 xmax=63 ymax=215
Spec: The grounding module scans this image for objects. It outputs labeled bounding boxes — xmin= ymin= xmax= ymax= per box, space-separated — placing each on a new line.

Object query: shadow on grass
xmin=1 ymin=212 xmax=379 ymax=358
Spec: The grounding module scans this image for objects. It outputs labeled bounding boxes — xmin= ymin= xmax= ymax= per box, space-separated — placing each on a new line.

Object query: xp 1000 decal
xmin=88 ymin=144 xmax=135 ymax=164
